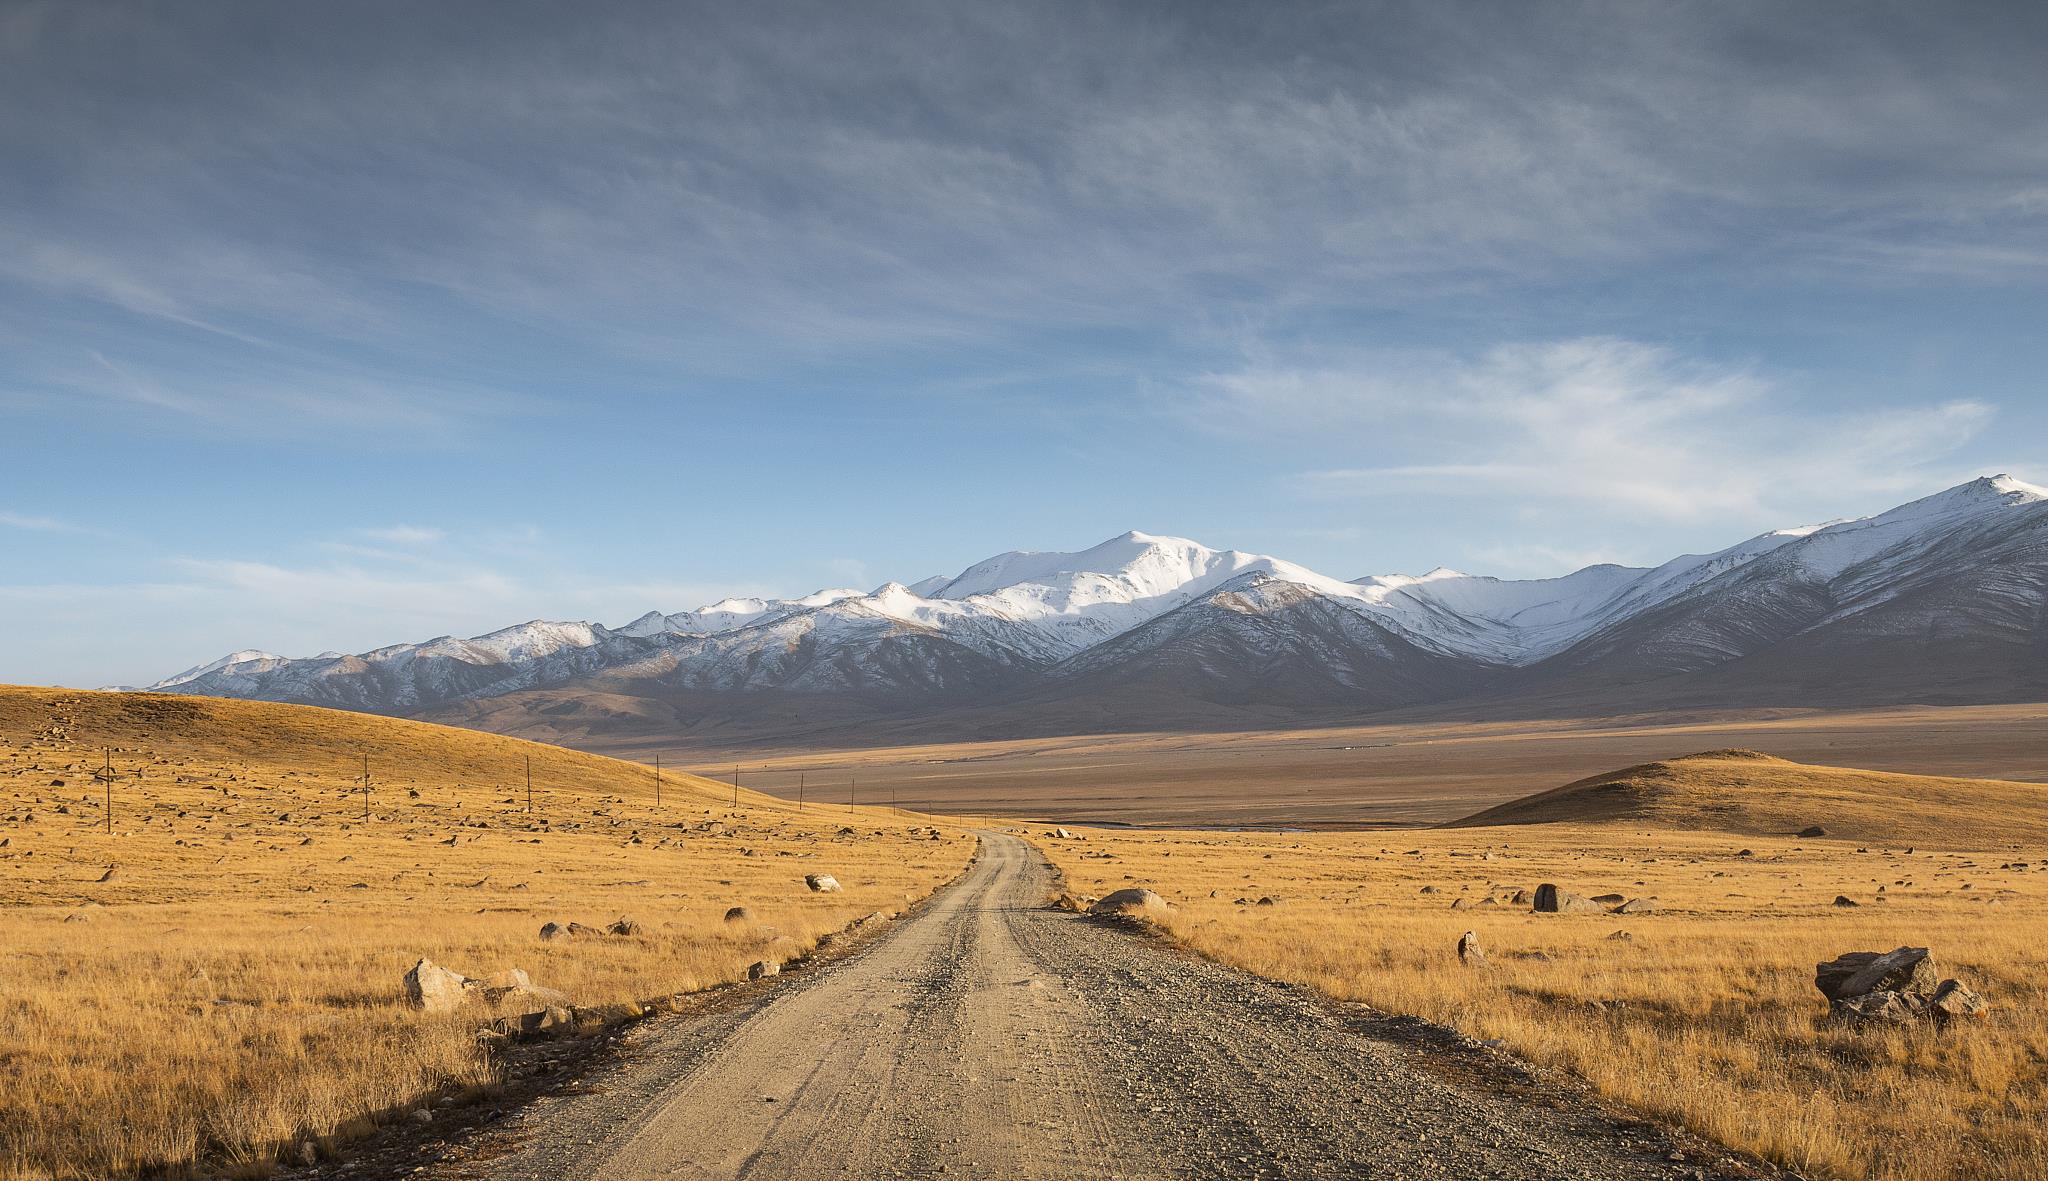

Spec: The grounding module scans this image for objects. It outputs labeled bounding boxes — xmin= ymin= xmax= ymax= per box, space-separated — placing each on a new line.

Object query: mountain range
xmin=138 ymin=475 xmax=2048 ymax=747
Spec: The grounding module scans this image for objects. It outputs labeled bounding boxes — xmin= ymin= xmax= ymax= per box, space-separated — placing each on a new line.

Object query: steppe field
xmin=8 ymin=686 xmax=2047 ymax=1181
xmin=0 ymin=686 xmax=973 ymax=1180
xmin=1041 ymin=751 xmax=2048 ymax=1181
xmin=672 ymin=702 xmax=2048 ymax=826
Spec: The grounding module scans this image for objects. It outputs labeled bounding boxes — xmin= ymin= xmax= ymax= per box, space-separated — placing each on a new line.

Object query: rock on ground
xmin=403 ymin=958 xmax=471 ymax=1013
xmin=1088 ymin=887 xmax=1168 ymax=916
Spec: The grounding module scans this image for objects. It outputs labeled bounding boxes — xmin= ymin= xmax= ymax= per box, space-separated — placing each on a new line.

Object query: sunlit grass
xmin=0 ymin=686 xmax=972 ymax=1179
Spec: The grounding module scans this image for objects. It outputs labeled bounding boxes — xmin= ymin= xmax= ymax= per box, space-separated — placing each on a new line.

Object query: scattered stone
xmin=1606 ymin=930 xmax=1633 ymax=941
xmin=1456 ymin=931 xmax=1485 ymax=966
xmin=607 ymin=917 xmax=645 ymax=937
xmin=1798 ymin=826 xmax=1828 ymax=838
xmin=1613 ymin=897 xmax=1655 ymax=915
xmin=1053 ymin=827 xmax=1074 ymax=840
xmin=1833 ymin=895 xmax=1859 ymax=907
xmin=1089 ymin=888 xmax=1168 ymax=917
xmin=1590 ymin=893 xmax=1625 ymax=904
xmin=1929 ymin=979 xmax=1987 ymax=1021
xmin=723 ymin=906 xmax=750 ymax=923
xmin=566 ymin=921 xmax=603 ymax=938
xmin=402 ymin=958 xmax=471 ymax=1012
xmin=1532 ymin=884 xmax=1603 ymax=914
xmin=538 ymin=921 xmax=565 ymax=940
xmin=748 ymin=959 xmax=780 ymax=981
xmin=805 ymin=874 xmax=843 ymax=893
xmin=491 ymin=1005 xmax=574 ymax=1039
xmin=95 ymin=867 xmax=118 ymax=883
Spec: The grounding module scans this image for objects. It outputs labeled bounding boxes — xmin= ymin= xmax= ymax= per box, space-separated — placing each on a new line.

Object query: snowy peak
xmin=147 ymin=649 xmax=284 ymax=690
xmin=136 ymin=474 xmax=2048 ymax=716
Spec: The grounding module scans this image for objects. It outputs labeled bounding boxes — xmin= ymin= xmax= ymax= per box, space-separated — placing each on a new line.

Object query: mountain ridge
xmin=135 ymin=475 xmax=2048 ymax=742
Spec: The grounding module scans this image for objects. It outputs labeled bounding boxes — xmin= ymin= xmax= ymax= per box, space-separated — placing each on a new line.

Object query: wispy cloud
xmin=1192 ymin=337 xmax=1995 ymax=525
xmin=359 ymin=524 xmax=445 ymax=545
xmin=0 ymin=510 xmax=74 ymax=531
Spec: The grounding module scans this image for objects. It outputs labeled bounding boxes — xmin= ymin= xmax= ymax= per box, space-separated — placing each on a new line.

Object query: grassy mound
xmin=1444 ymin=749 xmax=2048 ymax=844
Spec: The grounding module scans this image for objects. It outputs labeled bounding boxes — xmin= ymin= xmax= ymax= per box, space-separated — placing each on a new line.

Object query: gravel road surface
xmin=436 ymin=833 xmax=1769 ymax=1181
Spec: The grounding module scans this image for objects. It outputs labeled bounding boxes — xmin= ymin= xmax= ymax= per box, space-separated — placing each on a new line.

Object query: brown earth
xmin=635 ymin=703 xmax=2048 ymax=827
xmin=422 ymin=832 xmax=1772 ymax=1181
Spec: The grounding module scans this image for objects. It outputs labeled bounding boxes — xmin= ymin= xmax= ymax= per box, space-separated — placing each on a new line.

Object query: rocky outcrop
xmin=1815 ymin=946 xmax=1985 ymax=1025
xmin=1532 ymin=884 xmax=1603 ymax=914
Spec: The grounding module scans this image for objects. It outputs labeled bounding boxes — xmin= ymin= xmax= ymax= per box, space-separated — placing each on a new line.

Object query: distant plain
xmin=653 ymin=702 xmax=2048 ymax=827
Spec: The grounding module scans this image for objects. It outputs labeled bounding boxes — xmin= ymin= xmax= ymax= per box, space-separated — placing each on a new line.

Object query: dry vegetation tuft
xmin=1040 ymin=753 xmax=2048 ymax=1181
xmin=0 ymin=687 xmax=973 ymax=1180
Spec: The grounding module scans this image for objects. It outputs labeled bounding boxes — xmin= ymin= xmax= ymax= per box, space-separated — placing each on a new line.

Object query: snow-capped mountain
xmin=140 ymin=475 xmax=2048 ymax=735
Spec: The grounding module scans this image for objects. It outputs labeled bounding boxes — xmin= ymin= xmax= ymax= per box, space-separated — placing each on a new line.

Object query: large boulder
xmin=805 ymin=874 xmax=843 ymax=893
xmin=402 ymin=958 xmax=470 ymax=1013
xmin=1456 ymin=931 xmax=1485 ymax=967
xmin=1532 ymin=884 xmax=1603 ymax=914
xmin=1088 ymin=888 xmax=1168 ymax=917
xmin=1815 ymin=946 xmax=1981 ymax=1025
xmin=1816 ymin=947 xmax=1938 ymax=1003
xmin=1929 ymin=979 xmax=1987 ymax=1020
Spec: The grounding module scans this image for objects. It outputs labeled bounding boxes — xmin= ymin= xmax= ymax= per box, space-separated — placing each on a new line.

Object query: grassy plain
xmin=0 ymin=686 xmax=973 ymax=1180
xmin=1038 ymin=753 xmax=2048 ymax=1181
xmin=667 ymin=702 xmax=2048 ymax=826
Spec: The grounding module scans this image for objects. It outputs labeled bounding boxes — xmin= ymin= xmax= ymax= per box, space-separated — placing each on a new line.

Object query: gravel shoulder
xmin=422 ymin=832 xmax=1782 ymax=1181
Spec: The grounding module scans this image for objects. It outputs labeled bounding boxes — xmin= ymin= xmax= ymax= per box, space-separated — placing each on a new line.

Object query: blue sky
xmin=4 ymin=1 xmax=2046 ymax=687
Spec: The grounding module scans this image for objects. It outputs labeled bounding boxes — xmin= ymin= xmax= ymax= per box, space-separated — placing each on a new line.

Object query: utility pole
xmin=797 ymin=772 xmax=805 ymax=812
xmin=849 ymin=774 xmax=856 ymax=814
xmin=654 ymin=753 xmax=662 ymax=808
xmin=362 ymin=754 xmax=370 ymax=822
xmin=731 ymin=765 xmax=739 ymax=808
xmin=101 ymin=748 xmax=113 ymax=834
xmin=525 ymin=755 xmax=533 ymax=815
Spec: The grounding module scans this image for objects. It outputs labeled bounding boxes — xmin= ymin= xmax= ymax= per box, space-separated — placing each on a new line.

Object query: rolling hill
xmin=1444 ymin=749 xmax=2048 ymax=845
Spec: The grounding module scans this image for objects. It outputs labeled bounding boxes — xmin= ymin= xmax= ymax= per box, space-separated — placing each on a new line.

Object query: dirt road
xmin=443 ymin=834 xmax=1763 ymax=1180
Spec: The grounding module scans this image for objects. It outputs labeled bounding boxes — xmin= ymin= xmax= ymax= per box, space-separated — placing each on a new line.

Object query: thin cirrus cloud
xmin=5 ymin=3 xmax=2047 ymax=426
xmin=1 ymin=511 xmax=73 ymax=531
xmin=1187 ymin=337 xmax=1997 ymax=523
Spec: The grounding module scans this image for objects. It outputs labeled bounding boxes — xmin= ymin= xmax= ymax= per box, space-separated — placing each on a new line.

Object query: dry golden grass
xmin=1452 ymin=749 xmax=2048 ymax=845
xmin=1040 ymin=753 xmax=2048 ymax=1181
xmin=0 ymin=687 xmax=974 ymax=1180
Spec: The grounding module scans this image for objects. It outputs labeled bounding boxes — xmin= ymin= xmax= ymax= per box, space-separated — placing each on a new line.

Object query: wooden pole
xmin=797 ymin=772 xmax=805 ymax=813
xmin=362 ymin=754 xmax=370 ymax=821
xmin=104 ymin=748 xmax=112 ymax=835
xmin=849 ymin=775 xmax=856 ymax=814
xmin=654 ymin=753 xmax=662 ymax=807
xmin=525 ymin=755 xmax=533 ymax=814
xmin=732 ymin=765 xmax=739 ymax=808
